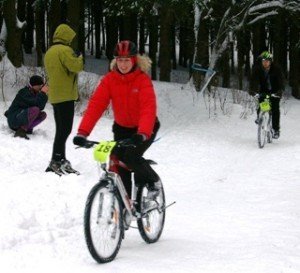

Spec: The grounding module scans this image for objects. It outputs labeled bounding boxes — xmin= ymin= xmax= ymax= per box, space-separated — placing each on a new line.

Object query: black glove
xmin=119 ymin=134 xmax=145 ymax=147
xmin=73 ymin=134 xmax=87 ymax=147
xmin=130 ymin=134 xmax=145 ymax=145
xmin=74 ymin=50 xmax=82 ymax=57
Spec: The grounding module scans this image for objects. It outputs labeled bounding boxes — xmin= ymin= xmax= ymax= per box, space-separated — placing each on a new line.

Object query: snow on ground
xmin=1 ymin=62 xmax=300 ymax=273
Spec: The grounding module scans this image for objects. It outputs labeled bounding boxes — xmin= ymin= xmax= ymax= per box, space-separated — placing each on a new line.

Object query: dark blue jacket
xmin=250 ymin=63 xmax=285 ymax=97
xmin=4 ymin=86 xmax=48 ymax=128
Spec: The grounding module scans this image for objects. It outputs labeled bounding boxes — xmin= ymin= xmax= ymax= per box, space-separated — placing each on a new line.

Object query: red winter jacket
xmin=78 ymin=68 xmax=157 ymax=139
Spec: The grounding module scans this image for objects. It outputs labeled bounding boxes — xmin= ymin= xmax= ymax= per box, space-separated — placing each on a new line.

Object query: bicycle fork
xmin=111 ymin=173 xmax=134 ymax=223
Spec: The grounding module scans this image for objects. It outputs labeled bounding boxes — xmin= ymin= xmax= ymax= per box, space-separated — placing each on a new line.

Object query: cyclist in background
xmin=73 ymin=40 xmax=161 ymax=198
xmin=250 ymin=51 xmax=285 ymax=139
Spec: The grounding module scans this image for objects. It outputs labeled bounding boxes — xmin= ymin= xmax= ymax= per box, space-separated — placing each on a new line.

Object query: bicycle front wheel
xmin=84 ymin=180 xmax=124 ymax=263
xmin=258 ymin=114 xmax=267 ymax=148
xmin=136 ymin=181 xmax=165 ymax=243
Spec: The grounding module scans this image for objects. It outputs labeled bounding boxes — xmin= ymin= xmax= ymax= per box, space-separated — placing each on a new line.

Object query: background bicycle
xmin=255 ymin=94 xmax=280 ymax=149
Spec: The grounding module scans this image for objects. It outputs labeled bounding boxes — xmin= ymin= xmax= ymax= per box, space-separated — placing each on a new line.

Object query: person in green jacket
xmin=44 ymin=24 xmax=83 ymax=176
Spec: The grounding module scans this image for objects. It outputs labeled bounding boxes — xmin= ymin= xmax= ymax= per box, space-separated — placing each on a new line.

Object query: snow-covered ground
xmin=1 ymin=59 xmax=300 ymax=273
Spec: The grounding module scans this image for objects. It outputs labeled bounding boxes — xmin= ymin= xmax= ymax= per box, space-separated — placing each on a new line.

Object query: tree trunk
xmin=17 ymin=0 xmax=26 ymax=46
xmin=119 ymin=13 xmax=138 ymax=44
xmin=67 ymin=0 xmax=84 ymax=53
xmin=93 ymin=0 xmax=102 ymax=58
xmin=34 ymin=0 xmax=45 ymax=66
xmin=244 ymin=30 xmax=251 ymax=81
xmin=230 ymin=41 xmax=235 ymax=74
xmin=290 ymin=23 xmax=300 ymax=99
xmin=48 ymin=0 xmax=61 ymax=45
xmin=272 ymin=11 xmax=288 ymax=77
xmin=105 ymin=16 xmax=118 ymax=62
xmin=139 ymin=16 xmax=145 ymax=54
xmin=193 ymin=11 xmax=209 ymax=91
xmin=159 ymin=6 xmax=172 ymax=82
xmin=220 ymin=49 xmax=230 ymax=88
xmin=24 ymin=0 xmax=34 ymax=54
xmin=178 ymin=22 xmax=185 ymax=67
xmin=195 ymin=16 xmax=209 ymax=68
xmin=171 ymin=22 xmax=176 ymax=70
xmin=252 ymin=22 xmax=266 ymax=62
xmin=148 ymin=14 xmax=158 ymax=80
xmin=87 ymin=2 xmax=91 ymax=51
xmin=3 ymin=0 xmax=24 ymax=67
xmin=237 ymin=30 xmax=246 ymax=90
xmin=178 ymin=5 xmax=194 ymax=68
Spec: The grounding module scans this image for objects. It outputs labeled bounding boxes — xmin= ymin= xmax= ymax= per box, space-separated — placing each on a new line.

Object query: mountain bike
xmin=256 ymin=94 xmax=279 ymax=148
xmin=79 ymin=139 xmax=174 ymax=263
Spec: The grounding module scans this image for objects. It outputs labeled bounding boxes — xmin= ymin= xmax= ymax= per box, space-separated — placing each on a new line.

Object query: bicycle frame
xmin=99 ymin=154 xmax=135 ymax=224
xmin=83 ymin=139 xmax=170 ymax=263
xmin=257 ymin=95 xmax=273 ymax=148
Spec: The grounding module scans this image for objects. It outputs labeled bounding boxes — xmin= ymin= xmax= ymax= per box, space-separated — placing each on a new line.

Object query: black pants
xmin=258 ymin=96 xmax=280 ymax=131
xmin=112 ymin=120 xmax=160 ymax=196
xmin=51 ymin=101 xmax=74 ymax=161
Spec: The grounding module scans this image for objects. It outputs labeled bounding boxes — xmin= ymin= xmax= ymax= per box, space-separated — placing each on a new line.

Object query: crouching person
xmin=4 ymin=75 xmax=48 ymax=140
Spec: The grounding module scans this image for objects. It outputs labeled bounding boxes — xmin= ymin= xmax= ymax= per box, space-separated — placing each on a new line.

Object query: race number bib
xmin=93 ymin=141 xmax=117 ymax=163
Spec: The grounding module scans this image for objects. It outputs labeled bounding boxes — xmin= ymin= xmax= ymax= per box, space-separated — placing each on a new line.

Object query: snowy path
xmin=1 ymin=84 xmax=300 ymax=273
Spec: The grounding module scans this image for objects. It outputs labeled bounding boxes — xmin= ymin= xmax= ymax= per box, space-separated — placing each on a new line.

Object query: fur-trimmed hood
xmin=110 ymin=54 xmax=152 ymax=73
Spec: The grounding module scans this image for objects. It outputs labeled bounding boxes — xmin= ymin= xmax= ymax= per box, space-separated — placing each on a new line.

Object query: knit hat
xmin=29 ymin=75 xmax=44 ymax=86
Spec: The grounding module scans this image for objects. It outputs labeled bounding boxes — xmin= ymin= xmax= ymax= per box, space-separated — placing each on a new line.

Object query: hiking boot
xmin=60 ymin=159 xmax=80 ymax=175
xmin=273 ymin=130 xmax=280 ymax=139
xmin=147 ymin=182 xmax=161 ymax=200
xmin=14 ymin=128 xmax=29 ymax=140
xmin=45 ymin=160 xmax=64 ymax=176
xmin=254 ymin=117 xmax=259 ymax=124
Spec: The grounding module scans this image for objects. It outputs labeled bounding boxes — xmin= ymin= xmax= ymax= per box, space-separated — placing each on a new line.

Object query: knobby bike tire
xmin=267 ymin=114 xmax=273 ymax=143
xmin=257 ymin=115 xmax=266 ymax=148
xmin=136 ymin=181 xmax=166 ymax=244
xmin=84 ymin=180 xmax=124 ymax=263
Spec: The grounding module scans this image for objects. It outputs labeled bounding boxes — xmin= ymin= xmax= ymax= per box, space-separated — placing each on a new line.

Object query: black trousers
xmin=51 ymin=101 xmax=74 ymax=161
xmin=112 ymin=119 xmax=160 ymax=196
xmin=258 ymin=96 xmax=280 ymax=131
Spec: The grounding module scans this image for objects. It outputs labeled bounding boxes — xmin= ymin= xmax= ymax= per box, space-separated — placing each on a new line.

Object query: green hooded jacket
xmin=44 ymin=24 xmax=84 ymax=104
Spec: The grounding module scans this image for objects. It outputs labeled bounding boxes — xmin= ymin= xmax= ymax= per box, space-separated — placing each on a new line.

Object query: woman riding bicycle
xmin=73 ymin=40 xmax=161 ymax=198
xmin=250 ymin=51 xmax=285 ymax=139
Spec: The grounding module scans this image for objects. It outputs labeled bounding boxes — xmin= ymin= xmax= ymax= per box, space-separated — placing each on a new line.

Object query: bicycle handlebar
xmin=76 ymin=139 xmax=137 ymax=149
xmin=253 ymin=93 xmax=281 ymax=99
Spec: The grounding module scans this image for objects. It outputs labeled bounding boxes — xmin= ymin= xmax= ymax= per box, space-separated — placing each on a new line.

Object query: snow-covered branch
xmin=248 ymin=10 xmax=279 ymax=25
xmin=248 ymin=1 xmax=284 ymax=14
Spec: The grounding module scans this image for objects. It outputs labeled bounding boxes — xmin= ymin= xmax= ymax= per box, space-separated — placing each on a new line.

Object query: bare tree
xmin=3 ymin=0 xmax=26 ymax=67
xmin=48 ymin=0 xmax=61 ymax=45
xmin=159 ymin=3 xmax=173 ymax=82
xmin=34 ymin=0 xmax=46 ymax=66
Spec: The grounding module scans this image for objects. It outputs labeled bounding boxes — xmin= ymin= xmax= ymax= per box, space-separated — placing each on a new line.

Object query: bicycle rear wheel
xmin=257 ymin=114 xmax=267 ymax=148
xmin=136 ymin=180 xmax=165 ymax=243
xmin=84 ymin=180 xmax=124 ymax=263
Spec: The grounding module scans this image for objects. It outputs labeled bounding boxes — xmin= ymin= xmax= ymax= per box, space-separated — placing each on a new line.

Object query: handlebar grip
xmin=84 ymin=140 xmax=99 ymax=148
xmin=271 ymin=94 xmax=281 ymax=98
